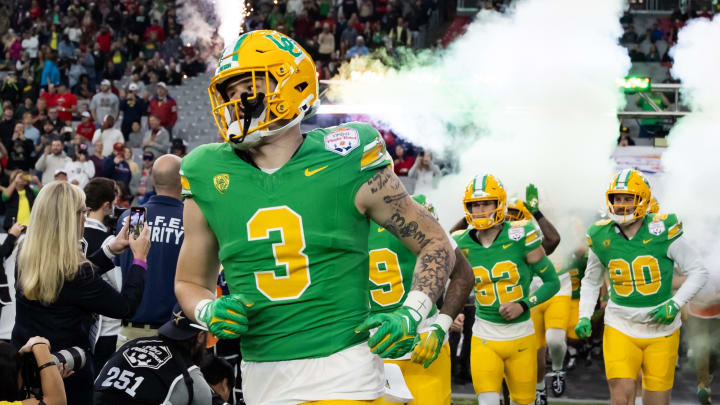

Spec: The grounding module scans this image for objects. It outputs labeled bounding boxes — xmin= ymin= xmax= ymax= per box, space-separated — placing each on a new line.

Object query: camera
xmin=20 ymin=346 xmax=87 ymax=393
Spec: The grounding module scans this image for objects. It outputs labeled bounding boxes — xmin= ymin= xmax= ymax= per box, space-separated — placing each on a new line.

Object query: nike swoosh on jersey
xmin=642 ymin=238 xmax=653 ymax=244
xmin=518 ymin=347 xmax=528 ymax=352
xmin=502 ymin=243 xmax=512 ymax=249
xmin=538 ymin=266 xmax=548 ymax=273
xmin=378 ymin=227 xmax=385 ymax=233
xmin=304 ymin=165 xmax=329 ymax=176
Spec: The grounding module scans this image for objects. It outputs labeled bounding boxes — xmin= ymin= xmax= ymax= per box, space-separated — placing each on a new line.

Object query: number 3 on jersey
xmin=369 ymin=248 xmax=405 ymax=306
xmin=247 ymin=206 xmax=310 ymax=301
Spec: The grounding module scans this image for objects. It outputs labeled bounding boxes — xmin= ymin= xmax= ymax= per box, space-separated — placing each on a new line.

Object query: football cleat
xmin=463 ymin=174 xmax=507 ymax=230
xmin=535 ymin=387 xmax=547 ymax=405
xmin=209 ymin=30 xmax=319 ymax=150
xmin=550 ymin=369 xmax=567 ymax=397
xmin=605 ymin=169 xmax=651 ymax=224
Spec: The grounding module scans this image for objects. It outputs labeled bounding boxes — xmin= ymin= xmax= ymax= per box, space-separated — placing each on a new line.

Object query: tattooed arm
xmin=440 ymin=248 xmax=474 ymax=319
xmin=355 ymin=167 xmax=455 ymax=303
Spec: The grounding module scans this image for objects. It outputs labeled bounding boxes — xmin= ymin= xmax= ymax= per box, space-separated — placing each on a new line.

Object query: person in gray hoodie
xmin=34 ymin=138 xmax=71 ymax=184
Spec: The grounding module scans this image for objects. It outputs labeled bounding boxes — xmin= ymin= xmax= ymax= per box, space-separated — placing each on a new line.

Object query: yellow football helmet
xmin=463 ymin=174 xmax=507 ymax=229
xmin=209 ymin=30 xmax=319 ymax=150
xmin=648 ymin=196 xmax=659 ymax=214
xmin=606 ymin=169 xmax=651 ymax=224
xmin=506 ymin=197 xmax=532 ymax=222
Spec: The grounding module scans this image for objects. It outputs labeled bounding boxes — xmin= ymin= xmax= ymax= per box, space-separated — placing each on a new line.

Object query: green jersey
xmin=180 ymin=122 xmax=391 ymax=362
xmin=453 ymin=220 xmax=543 ymax=324
xmin=565 ymin=252 xmax=588 ymax=299
xmin=368 ymin=221 xmax=416 ymax=314
xmin=586 ymin=213 xmax=683 ymax=308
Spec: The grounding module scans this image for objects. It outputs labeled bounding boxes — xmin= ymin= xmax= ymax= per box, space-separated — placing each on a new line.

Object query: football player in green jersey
xmin=368 ymin=194 xmax=475 ymax=405
xmin=174 ymin=31 xmax=456 ymax=405
xmin=453 ymin=174 xmax=560 ymax=405
xmin=576 ymin=169 xmax=707 ymax=405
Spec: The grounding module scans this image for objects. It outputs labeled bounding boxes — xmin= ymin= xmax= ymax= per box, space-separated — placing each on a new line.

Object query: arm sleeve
xmin=578 ymin=249 xmax=605 ymax=319
xmin=0 ymin=234 xmax=17 ymax=259
xmin=667 ymin=237 xmax=708 ymax=307
xmin=75 ymin=263 xmax=146 ymax=319
xmin=34 ymin=153 xmax=46 ymax=171
xmin=155 ymin=130 xmax=170 ymax=153
xmin=87 ymin=244 xmax=116 ymax=275
xmin=85 ymin=161 xmax=95 ymax=178
xmin=524 ymin=255 xmax=559 ymax=308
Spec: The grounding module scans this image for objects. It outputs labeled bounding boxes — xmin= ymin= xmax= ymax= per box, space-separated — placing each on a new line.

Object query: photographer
xmin=0 ymin=336 xmax=66 ymax=405
xmin=11 ymin=182 xmax=151 ymax=405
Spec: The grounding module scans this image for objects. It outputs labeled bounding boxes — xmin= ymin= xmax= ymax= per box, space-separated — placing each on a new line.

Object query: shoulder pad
xmin=650 ymin=212 xmax=682 ymax=240
xmin=594 ymin=218 xmax=612 ymax=226
xmin=510 ymin=219 xmax=529 ymax=228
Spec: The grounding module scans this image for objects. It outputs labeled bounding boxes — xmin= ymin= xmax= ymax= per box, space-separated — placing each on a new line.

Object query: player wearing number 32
xmin=175 ymin=30 xmax=456 ymax=405
xmin=452 ymin=174 xmax=560 ymax=405
xmin=576 ymin=169 xmax=707 ymax=405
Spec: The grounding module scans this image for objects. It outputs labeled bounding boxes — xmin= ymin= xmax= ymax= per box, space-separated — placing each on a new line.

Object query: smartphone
xmin=129 ymin=207 xmax=146 ymax=238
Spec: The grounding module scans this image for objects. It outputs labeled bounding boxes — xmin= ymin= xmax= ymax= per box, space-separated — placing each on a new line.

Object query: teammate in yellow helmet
xmin=576 ymin=169 xmax=707 ymax=405
xmin=453 ymin=174 xmax=560 ymax=405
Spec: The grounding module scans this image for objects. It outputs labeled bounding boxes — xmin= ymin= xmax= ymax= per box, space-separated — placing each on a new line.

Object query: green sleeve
xmin=523 ymin=255 xmax=560 ymax=308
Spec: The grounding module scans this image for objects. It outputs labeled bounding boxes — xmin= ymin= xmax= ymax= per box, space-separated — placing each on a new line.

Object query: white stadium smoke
xmin=662 ymin=16 xmax=720 ymax=299
xmin=178 ymin=0 xmax=247 ymax=69
xmin=330 ymin=0 xmax=630 ymax=253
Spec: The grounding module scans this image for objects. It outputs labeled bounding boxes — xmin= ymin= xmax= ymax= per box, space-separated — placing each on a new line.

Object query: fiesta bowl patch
xmin=325 ymin=127 xmax=360 ymax=156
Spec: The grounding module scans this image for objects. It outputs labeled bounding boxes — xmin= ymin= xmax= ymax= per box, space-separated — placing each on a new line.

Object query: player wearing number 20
xmin=175 ymin=30 xmax=456 ymax=405
xmin=576 ymin=169 xmax=707 ymax=405
xmin=452 ymin=174 xmax=560 ymax=405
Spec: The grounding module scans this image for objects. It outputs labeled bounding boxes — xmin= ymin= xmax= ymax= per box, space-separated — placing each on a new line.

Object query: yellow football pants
xmin=603 ymin=325 xmax=680 ymax=391
xmin=471 ymin=335 xmax=537 ymax=405
xmin=566 ymin=298 xmax=580 ymax=340
xmin=530 ymin=294 xmax=571 ymax=347
xmin=303 ymin=400 xmax=382 ymax=404
xmin=375 ymin=342 xmax=452 ymax=405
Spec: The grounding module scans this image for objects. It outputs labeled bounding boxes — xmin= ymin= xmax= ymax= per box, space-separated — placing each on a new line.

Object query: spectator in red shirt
xmin=393 ymin=144 xmax=415 ymax=176
xmin=29 ymin=0 xmax=43 ymax=19
xmin=96 ymin=27 xmax=113 ymax=53
xmin=76 ymin=111 xmax=95 ymax=142
xmin=40 ymin=84 xmax=60 ymax=108
xmin=144 ymin=19 xmax=166 ymax=43
xmin=148 ymin=82 xmax=177 ymax=137
xmin=55 ymin=83 xmax=77 ymax=122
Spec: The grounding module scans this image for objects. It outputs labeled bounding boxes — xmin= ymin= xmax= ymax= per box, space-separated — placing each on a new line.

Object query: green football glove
xmin=574 ymin=317 xmax=592 ymax=339
xmin=196 ymin=295 xmax=253 ymax=339
xmin=525 ymin=183 xmax=539 ymax=213
xmin=356 ymin=306 xmax=421 ymax=359
xmin=411 ymin=320 xmax=448 ymax=368
xmin=648 ymin=300 xmax=680 ymax=325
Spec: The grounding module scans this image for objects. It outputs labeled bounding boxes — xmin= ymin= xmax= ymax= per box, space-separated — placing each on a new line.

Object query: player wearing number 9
xmin=174 ymin=30 xmax=456 ymax=405
xmin=577 ymin=169 xmax=707 ymax=405
xmin=452 ymin=174 xmax=559 ymax=405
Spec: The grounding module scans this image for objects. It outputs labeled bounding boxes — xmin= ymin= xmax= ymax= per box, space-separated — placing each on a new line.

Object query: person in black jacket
xmin=82 ymin=177 xmax=120 ymax=375
xmin=11 ymin=181 xmax=151 ymax=405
